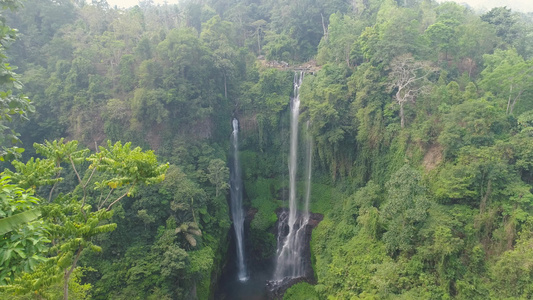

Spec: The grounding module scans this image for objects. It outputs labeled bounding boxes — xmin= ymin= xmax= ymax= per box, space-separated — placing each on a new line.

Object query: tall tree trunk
xmin=321 ymin=13 xmax=328 ymax=41
xmin=506 ymin=84 xmax=513 ymax=114
xmin=257 ymin=29 xmax=261 ymax=53
xmin=224 ymin=71 xmax=227 ymax=99
xmin=399 ymin=102 xmax=405 ymax=128
xmin=48 ymin=167 xmax=61 ymax=202
xmin=64 ymin=246 xmax=83 ymax=300
xmin=63 ymin=271 xmax=68 ymax=300
xmin=510 ymin=89 xmax=523 ymax=115
xmin=480 ymin=179 xmax=491 ymax=214
xmin=345 ymin=45 xmax=350 ymax=66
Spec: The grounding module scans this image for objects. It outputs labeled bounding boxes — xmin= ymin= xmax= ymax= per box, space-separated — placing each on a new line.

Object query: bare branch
xmin=98 ymin=188 xmax=115 ymax=210
xmin=107 ymin=181 xmax=137 ymax=211
xmin=48 ymin=166 xmax=61 ymax=203
xmin=69 ymin=156 xmax=88 ymax=219
xmin=69 ymin=156 xmax=83 ymax=185
xmin=388 ymin=53 xmax=436 ymax=128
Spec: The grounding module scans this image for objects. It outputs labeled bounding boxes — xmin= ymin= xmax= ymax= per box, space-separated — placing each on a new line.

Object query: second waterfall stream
xmin=230 ymin=118 xmax=248 ymax=282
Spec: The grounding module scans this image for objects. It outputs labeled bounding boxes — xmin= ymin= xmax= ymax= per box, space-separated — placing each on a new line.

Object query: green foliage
xmin=489 ymin=234 xmax=533 ymax=299
xmin=309 ymin=182 xmax=342 ymax=216
xmin=265 ymin=0 xmax=349 ymax=61
xmin=206 ymin=158 xmax=229 ymax=197
xmin=0 ymin=208 xmax=40 ymax=235
xmin=312 ymin=220 xmax=391 ymax=299
xmin=302 ymin=64 xmax=355 ymax=179
xmin=5 ymin=157 xmax=62 ymax=189
xmin=479 ymin=49 xmax=533 ymax=115
xmin=89 ymin=140 xmax=168 ymax=195
xmin=0 ymin=175 xmax=48 ymax=284
xmin=0 ymin=0 xmax=34 ymax=161
xmin=317 ymin=13 xmax=363 ymax=66
xmin=481 ymin=7 xmax=520 ymax=45
xmin=382 ymin=165 xmax=430 ymax=254
xmin=0 ymin=139 xmax=169 ymax=298
xmin=438 ymin=98 xmax=509 ymax=158
xmin=3 ymin=0 xmax=533 ymax=299
xmin=263 ymin=32 xmax=298 ymax=62
xmin=246 ymin=178 xmax=279 ymax=260
xmin=283 ymin=282 xmax=319 ymax=300
xmin=189 ymin=246 xmax=214 ymax=299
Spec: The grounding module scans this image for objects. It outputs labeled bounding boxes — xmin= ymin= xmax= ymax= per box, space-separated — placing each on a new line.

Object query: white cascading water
xmin=304 ymin=120 xmax=313 ymax=225
xmin=230 ymin=118 xmax=248 ymax=282
xmin=273 ymin=72 xmax=312 ymax=281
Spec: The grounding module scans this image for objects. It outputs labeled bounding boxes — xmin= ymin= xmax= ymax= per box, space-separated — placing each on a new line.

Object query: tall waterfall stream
xmin=230 ymin=118 xmax=248 ymax=282
xmin=266 ymin=72 xmax=318 ymax=298
xmin=272 ymin=72 xmax=309 ymax=280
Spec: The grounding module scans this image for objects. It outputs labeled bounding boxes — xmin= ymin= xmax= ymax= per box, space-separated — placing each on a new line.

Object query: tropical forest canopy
xmin=0 ymin=0 xmax=533 ymax=299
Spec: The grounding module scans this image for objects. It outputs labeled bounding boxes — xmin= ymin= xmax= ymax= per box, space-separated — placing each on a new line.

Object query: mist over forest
xmin=1 ymin=0 xmax=533 ymax=299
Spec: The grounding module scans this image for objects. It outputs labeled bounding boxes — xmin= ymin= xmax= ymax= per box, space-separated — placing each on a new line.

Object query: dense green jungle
xmin=1 ymin=0 xmax=533 ymax=299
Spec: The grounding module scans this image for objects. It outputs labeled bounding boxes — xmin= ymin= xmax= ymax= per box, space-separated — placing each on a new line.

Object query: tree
xmin=513 ymin=110 xmax=533 ymax=179
xmin=250 ymin=19 xmax=267 ymax=54
xmin=6 ymin=0 xmax=77 ymax=69
xmin=382 ymin=165 xmax=430 ymax=254
xmin=481 ymin=7 xmax=520 ymax=45
xmin=428 ymin=0 xmax=468 ymax=62
xmin=425 ymin=20 xmax=458 ymax=60
xmin=0 ymin=176 xmax=48 ymax=285
xmin=364 ymin=2 xmax=425 ymax=65
xmin=2 ymin=140 xmax=168 ymax=299
xmin=0 ymin=0 xmax=34 ymax=160
xmin=388 ymin=54 xmax=436 ymax=128
xmin=263 ymin=31 xmax=298 ymax=62
xmin=302 ymin=64 xmax=355 ymax=179
xmin=156 ymin=27 xmax=218 ymax=125
xmin=0 ymin=0 xmax=41 ymax=286
xmin=266 ymin=0 xmax=348 ymax=60
xmin=201 ymin=15 xmax=238 ymax=99
xmin=480 ymin=49 xmax=533 ymax=115
xmin=317 ymin=13 xmax=361 ymax=66
xmin=490 ymin=233 xmax=533 ymax=298
xmin=206 ymin=158 xmax=229 ymax=198
xmin=455 ymin=18 xmax=500 ymax=77
xmin=175 ymin=221 xmax=202 ymax=248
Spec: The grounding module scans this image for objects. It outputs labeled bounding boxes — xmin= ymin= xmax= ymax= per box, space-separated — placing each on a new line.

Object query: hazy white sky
xmin=445 ymin=0 xmax=533 ymax=13
xmin=106 ymin=0 xmax=533 ymax=12
xmin=106 ymin=0 xmax=179 ymax=8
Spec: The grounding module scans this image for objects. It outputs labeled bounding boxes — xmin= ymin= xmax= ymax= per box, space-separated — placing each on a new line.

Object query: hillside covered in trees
xmin=1 ymin=0 xmax=533 ymax=299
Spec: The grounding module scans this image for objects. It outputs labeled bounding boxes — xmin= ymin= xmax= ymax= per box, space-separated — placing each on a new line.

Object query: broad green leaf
xmin=0 ymin=208 xmax=41 ymax=235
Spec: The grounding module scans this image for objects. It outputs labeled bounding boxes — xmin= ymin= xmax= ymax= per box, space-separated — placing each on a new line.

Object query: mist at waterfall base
xmin=215 ymin=234 xmax=273 ymax=300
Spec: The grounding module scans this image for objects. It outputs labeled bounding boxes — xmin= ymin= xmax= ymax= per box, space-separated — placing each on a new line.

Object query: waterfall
xmin=273 ymin=72 xmax=312 ymax=281
xmin=304 ymin=120 xmax=313 ymax=225
xmin=230 ymin=118 xmax=248 ymax=282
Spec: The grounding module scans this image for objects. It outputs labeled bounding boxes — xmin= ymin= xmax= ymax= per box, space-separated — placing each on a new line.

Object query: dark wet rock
xmin=266 ymin=276 xmax=312 ymax=299
xmin=246 ymin=207 xmax=258 ymax=222
xmin=276 ymin=187 xmax=289 ymax=202
xmin=265 ymin=208 xmax=323 ymax=299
